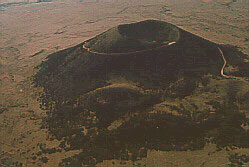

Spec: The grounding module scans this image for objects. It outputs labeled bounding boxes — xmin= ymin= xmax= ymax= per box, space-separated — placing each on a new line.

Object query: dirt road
xmin=218 ymin=47 xmax=231 ymax=78
xmin=82 ymin=41 xmax=176 ymax=56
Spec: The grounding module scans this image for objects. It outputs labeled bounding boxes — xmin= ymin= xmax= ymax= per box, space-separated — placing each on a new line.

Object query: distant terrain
xmin=0 ymin=0 xmax=52 ymax=9
xmin=0 ymin=0 xmax=249 ymax=166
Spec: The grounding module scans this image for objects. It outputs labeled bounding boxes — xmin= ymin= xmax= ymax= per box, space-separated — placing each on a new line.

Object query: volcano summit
xmin=83 ymin=20 xmax=180 ymax=54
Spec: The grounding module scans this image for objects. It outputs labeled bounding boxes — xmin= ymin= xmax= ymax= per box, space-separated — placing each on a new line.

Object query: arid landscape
xmin=1 ymin=0 xmax=249 ymax=166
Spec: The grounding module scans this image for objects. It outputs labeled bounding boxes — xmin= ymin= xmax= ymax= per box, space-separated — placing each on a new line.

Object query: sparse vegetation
xmin=228 ymin=153 xmax=249 ymax=167
xmin=40 ymin=156 xmax=49 ymax=163
xmin=0 ymin=107 xmax=8 ymax=114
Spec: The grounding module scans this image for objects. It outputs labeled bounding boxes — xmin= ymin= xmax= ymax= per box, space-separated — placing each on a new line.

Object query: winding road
xmin=82 ymin=41 xmax=176 ymax=56
xmin=218 ymin=47 xmax=233 ymax=78
xmin=82 ymin=42 xmax=232 ymax=78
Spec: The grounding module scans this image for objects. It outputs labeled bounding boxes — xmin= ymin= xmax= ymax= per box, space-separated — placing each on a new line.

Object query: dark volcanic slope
xmin=34 ymin=20 xmax=223 ymax=101
xmin=33 ymin=19 xmax=249 ymax=166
